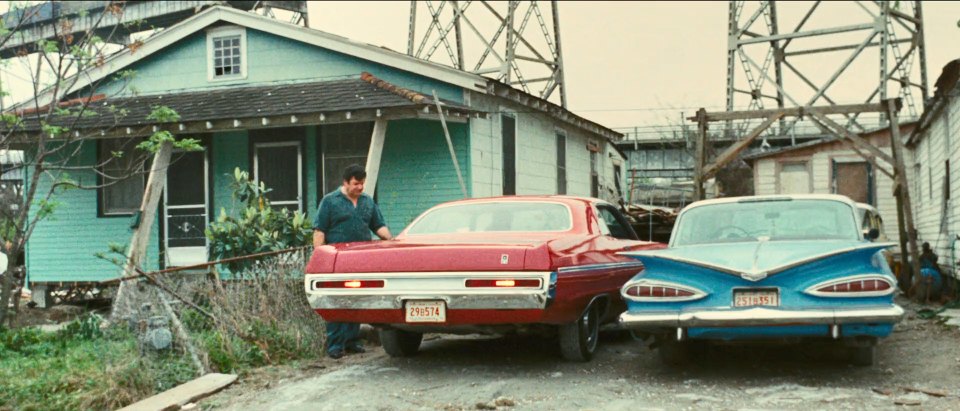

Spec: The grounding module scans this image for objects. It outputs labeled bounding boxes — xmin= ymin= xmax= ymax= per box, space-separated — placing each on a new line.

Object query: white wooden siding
xmin=909 ymin=95 xmax=960 ymax=279
xmin=467 ymin=91 xmax=618 ymax=201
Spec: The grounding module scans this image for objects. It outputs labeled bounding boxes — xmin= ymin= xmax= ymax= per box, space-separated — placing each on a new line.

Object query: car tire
xmin=379 ymin=329 xmax=423 ymax=357
xmin=559 ymin=302 xmax=600 ymax=362
xmin=849 ymin=345 xmax=876 ymax=366
xmin=658 ymin=339 xmax=692 ymax=365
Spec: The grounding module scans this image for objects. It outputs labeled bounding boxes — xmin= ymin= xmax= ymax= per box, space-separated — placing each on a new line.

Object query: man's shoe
xmin=328 ymin=350 xmax=345 ymax=359
xmin=346 ymin=345 xmax=366 ymax=354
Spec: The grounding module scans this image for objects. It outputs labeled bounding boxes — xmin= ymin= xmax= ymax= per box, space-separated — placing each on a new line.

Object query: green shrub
xmin=0 ymin=326 xmax=46 ymax=353
xmin=57 ymin=313 xmax=104 ymax=340
xmin=205 ymin=168 xmax=312 ymax=273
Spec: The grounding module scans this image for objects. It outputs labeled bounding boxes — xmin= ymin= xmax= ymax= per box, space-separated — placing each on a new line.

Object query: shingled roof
xmin=9 ymin=73 xmax=479 ymax=134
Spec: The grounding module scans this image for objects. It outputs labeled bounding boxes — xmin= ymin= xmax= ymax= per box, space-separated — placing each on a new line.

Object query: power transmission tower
xmin=726 ymin=1 xmax=928 ymax=136
xmin=407 ymin=1 xmax=567 ymax=107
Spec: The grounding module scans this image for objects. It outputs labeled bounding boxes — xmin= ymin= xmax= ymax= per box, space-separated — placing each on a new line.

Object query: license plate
xmin=733 ymin=290 xmax=779 ymax=307
xmin=405 ymin=300 xmax=446 ymax=323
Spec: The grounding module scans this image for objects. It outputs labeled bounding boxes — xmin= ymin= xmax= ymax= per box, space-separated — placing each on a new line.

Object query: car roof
xmin=429 ymin=195 xmax=607 ymax=208
xmin=682 ymin=194 xmax=858 ymax=212
xmin=854 ymin=202 xmax=879 ymax=213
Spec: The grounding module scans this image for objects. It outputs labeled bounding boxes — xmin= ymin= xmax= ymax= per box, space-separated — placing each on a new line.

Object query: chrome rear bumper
xmin=618 ymin=305 xmax=904 ymax=329
xmin=304 ymin=271 xmax=552 ymax=310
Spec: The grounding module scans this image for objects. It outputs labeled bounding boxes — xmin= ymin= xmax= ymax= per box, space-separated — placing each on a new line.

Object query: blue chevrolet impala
xmin=619 ymin=194 xmax=903 ymax=366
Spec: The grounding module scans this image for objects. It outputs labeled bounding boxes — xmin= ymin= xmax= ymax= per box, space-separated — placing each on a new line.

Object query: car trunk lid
xmin=328 ymin=237 xmax=552 ymax=273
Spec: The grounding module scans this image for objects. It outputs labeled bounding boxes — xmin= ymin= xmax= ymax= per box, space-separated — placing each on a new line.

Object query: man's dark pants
xmin=326 ymin=322 xmax=361 ymax=356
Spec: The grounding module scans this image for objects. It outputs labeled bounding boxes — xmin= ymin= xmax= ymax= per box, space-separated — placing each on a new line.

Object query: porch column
xmin=364 ymin=119 xmax=388 ymax=196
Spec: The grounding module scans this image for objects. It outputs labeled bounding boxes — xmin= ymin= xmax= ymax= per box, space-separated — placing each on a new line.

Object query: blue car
xmin=619 ymin=194 xmax=903 ymax=366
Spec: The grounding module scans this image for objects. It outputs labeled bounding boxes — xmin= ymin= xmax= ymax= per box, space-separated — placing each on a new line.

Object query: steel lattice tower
xmin=726 ymin=1 xmax=928 ymax=135
xmin=407 ymin=1 xmax=567 ymax=107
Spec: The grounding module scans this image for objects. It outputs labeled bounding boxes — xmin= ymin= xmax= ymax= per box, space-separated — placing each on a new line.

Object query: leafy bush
xmin=58 ymin=313 xmax=103 ymax=340
xmin=206 ymin=168 xmax=312 ymax=273
xmin=0 ymin=326 xmax=45 ymax=353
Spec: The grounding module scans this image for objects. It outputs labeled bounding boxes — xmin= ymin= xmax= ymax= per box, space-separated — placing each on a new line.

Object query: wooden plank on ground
xmin=119 ymin=373 xmax=238 ymax=411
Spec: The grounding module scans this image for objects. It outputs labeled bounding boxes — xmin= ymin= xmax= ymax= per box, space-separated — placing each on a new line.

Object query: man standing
xmin=313 ymin=164 xmax=392 ymax=359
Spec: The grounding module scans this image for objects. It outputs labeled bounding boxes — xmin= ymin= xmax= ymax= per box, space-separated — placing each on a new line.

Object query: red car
xmin=304 ymin=196 xmax=663 ymax=361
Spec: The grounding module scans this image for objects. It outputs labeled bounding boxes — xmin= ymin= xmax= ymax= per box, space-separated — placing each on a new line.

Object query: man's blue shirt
xmin=313 ymin=189 xmax=386 ymax=244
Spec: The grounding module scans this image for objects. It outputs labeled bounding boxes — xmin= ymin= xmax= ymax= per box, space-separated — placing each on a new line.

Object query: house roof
xmin=21 ymin=6 xmax=485 ymax=108
xmin=907 ymin=58 xmax=960 ymax=146
xmin=14 ymin=5 xmax=622 ymax=142
xmin=9 ymin=74 xmax=480 ymax=134
xmin=743 ymin=121 xmax=917 ymax=163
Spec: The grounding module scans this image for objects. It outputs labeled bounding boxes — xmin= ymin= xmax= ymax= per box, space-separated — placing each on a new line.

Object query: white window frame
xmin=253 ymin=141 xmax=303 ymax=212
xmin=206 ymin=26 xmax=248 ymax=82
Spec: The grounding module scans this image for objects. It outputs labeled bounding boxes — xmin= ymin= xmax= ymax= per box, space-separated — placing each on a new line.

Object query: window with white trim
xmin=207 ymin=27 xmax=246 ymax=80
xmin=99 ymin=138 xmax=145 ymax=215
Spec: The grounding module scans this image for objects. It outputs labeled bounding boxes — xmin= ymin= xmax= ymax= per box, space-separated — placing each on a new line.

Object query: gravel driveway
xmin=206 ymin=298 xmax=960 ymax=410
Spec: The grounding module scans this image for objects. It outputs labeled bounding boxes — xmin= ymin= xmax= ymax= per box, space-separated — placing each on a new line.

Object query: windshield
xmin=672 ymin=199 xmax=859 ymax=246
xmin=405 ymin=202 xmax=573 ymax=235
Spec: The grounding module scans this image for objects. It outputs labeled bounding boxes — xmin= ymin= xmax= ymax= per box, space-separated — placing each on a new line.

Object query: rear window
xmin=672 ymin=199 xmax=859 ymax=246
xmin=406 ymin=202 xmax=573 ymax=235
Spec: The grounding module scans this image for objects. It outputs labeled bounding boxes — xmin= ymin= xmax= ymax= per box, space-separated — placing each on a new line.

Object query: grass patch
xmin=183 ymin=307 xmax=323 ymax=374
xmin=0 ymin=314 xmax=196 ymax=411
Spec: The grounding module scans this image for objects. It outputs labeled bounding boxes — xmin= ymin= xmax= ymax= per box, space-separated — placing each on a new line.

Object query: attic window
xmin=207 ymin=27 xmax=246 ymax=81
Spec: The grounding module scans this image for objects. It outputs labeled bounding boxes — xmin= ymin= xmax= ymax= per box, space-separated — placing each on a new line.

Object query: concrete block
xmin=937 ymin=309 xmax=960 ymax=319
xmin=29 ymin=284 xmax=51 ymax=309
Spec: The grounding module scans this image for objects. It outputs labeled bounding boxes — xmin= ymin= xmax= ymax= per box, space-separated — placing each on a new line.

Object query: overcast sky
xmin=2 ymin=1 xmax=958 ymax=131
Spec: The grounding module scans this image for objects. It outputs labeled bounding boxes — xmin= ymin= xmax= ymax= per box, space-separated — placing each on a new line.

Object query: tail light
xmin=805 ymin=275 xmax=894 ymax=297
xmin=313 ymin=280 xmax=385 ymax=289
xmin=621 ymin=280 xmax=706 ymax=302
xmin=465 ymin=279 xmax=541 ymax=288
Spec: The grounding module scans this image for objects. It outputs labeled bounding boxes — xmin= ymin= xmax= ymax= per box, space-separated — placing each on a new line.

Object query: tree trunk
xmin=111 ymin=141 xmax=174 ymax=321
xmin=0 ymin=247 xmax=15 ymax=326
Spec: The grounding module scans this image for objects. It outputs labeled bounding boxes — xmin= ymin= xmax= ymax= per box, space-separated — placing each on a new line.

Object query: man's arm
xmin=375 ymin=226 xmax=392 ymax=241
xmin=313 ymin=230 xmax=325 ymax=247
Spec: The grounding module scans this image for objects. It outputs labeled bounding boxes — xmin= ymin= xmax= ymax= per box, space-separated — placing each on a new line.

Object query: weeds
xmin=0 ymin=314 xmax=193 ymax=410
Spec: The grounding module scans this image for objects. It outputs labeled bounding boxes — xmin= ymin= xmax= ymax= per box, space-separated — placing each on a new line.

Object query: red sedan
xmin=304 ymin=196 xmax=663 ymax=361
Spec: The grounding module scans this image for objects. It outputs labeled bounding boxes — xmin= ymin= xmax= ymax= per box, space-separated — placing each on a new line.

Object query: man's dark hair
xmin=342 ymin=164 xmax=367 ymax=182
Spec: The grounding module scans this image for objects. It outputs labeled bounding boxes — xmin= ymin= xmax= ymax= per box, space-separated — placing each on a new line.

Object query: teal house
xmin=16 ymin=6 xmax=625 ymax=302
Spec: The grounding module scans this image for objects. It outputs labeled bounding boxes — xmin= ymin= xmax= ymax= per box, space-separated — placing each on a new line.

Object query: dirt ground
xmin=205 ymin=297 xmax=960 ymax=410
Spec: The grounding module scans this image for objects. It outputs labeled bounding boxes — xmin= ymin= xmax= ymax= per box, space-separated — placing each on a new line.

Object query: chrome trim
xmin=620 ymin=279 xmax=708 ymax=302
xmin=804 ymin=274 xmax=896 ymax=297
xmin=618 ymin=305 xmax=904 ymax=329
xmin=558 ymin=261 xmax=644 ymax=273
xmin=306 ymin=292 xmax=547 ymax=310
xmin=304 ymin=271 xmax=552 ymax=311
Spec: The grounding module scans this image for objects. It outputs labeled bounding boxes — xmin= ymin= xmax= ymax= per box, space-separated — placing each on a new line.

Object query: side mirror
xmin=863 ymin=228 xmax=880 ymax=241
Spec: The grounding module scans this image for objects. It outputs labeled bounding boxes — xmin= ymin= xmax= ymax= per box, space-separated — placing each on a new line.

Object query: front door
xmin=833 ymin=160 xmax=873 ymax=204
xmin=164 ymin=150 xmax=209 ymax=266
